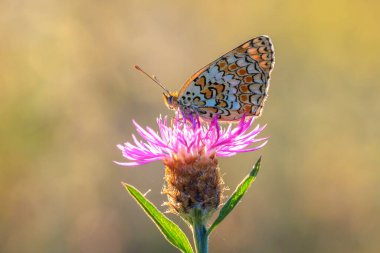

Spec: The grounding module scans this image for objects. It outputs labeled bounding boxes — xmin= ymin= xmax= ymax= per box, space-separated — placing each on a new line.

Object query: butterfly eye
xmin=167 ymin=96 xmax=177 ymax=109
xmin=163 ymin=93 xmax=177 ymax=110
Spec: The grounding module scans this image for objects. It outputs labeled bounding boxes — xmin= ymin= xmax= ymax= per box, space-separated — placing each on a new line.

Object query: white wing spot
xmin=247 ymin=63 xmax=259 ymax=74
xmin=228 ymin=79 xmax=241 ymax=86
xmin=223 ymin=74 xmax=234 ymax=82
xmin=226 ymin=55 xmax=237 ymax=63
xmin=237 ymin=59 xmax=250 ymax=67
xmin=253 ymin=74 xmax=265 ymax=84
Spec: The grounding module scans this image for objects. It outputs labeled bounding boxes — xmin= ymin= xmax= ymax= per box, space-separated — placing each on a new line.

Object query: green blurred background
xmin=1 ymin=0 xmax=379 ymax=252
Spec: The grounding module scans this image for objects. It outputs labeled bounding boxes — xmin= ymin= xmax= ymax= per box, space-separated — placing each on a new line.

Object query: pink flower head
xmin=116 ymin=113 xmax=268 ymax=166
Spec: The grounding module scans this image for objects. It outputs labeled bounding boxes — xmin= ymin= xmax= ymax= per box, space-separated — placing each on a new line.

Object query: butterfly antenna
xmin=134 ymin=65 xmax=170 ymax=95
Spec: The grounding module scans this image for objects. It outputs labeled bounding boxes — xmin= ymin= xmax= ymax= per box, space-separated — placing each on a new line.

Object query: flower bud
xmin=163 ymin=152 xmax=223 ymax=223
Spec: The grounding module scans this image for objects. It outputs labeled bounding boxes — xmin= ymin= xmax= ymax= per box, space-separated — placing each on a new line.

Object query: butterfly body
xmin=163 ymin=35 xmax=275 ymax=122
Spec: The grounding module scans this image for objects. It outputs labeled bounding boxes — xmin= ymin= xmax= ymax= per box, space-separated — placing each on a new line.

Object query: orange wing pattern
xmin=175 ymin=36 xmax=275 ymax=121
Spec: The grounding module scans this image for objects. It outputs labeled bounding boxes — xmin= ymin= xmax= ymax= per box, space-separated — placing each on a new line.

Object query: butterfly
xmin=136 ymin=35 xmax=275 ymax=122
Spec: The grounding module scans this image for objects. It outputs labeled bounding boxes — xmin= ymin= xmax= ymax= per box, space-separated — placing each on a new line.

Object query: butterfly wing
xmin=177 ymin=35 xmax=275 ymax=121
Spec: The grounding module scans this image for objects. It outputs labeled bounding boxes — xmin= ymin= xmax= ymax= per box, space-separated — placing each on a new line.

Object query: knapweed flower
xmin=117 ymin=113 xmax=267 ymax=222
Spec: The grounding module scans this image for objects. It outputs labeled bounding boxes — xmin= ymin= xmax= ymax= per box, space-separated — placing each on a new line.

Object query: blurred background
xmin=1 ymin=0 xmax=379 ymax=252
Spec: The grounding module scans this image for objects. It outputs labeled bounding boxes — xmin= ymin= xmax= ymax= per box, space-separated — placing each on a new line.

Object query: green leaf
xmin=208 ymin=157 xmax=262 ymax=235
xmin=122 ymin=183 xmax=193 ymax=253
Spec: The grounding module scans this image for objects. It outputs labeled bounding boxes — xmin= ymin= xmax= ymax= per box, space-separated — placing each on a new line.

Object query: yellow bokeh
xmin=1 ymin=0 xmax=379 ymax=252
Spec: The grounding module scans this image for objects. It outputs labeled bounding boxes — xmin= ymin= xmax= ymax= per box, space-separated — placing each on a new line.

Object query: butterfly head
xmin=163 ymin=92 xmax=179 ymax=110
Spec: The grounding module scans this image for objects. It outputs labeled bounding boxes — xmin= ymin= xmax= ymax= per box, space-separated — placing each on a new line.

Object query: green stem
xmin=192 ymin=210 xmax=209 ymax=253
